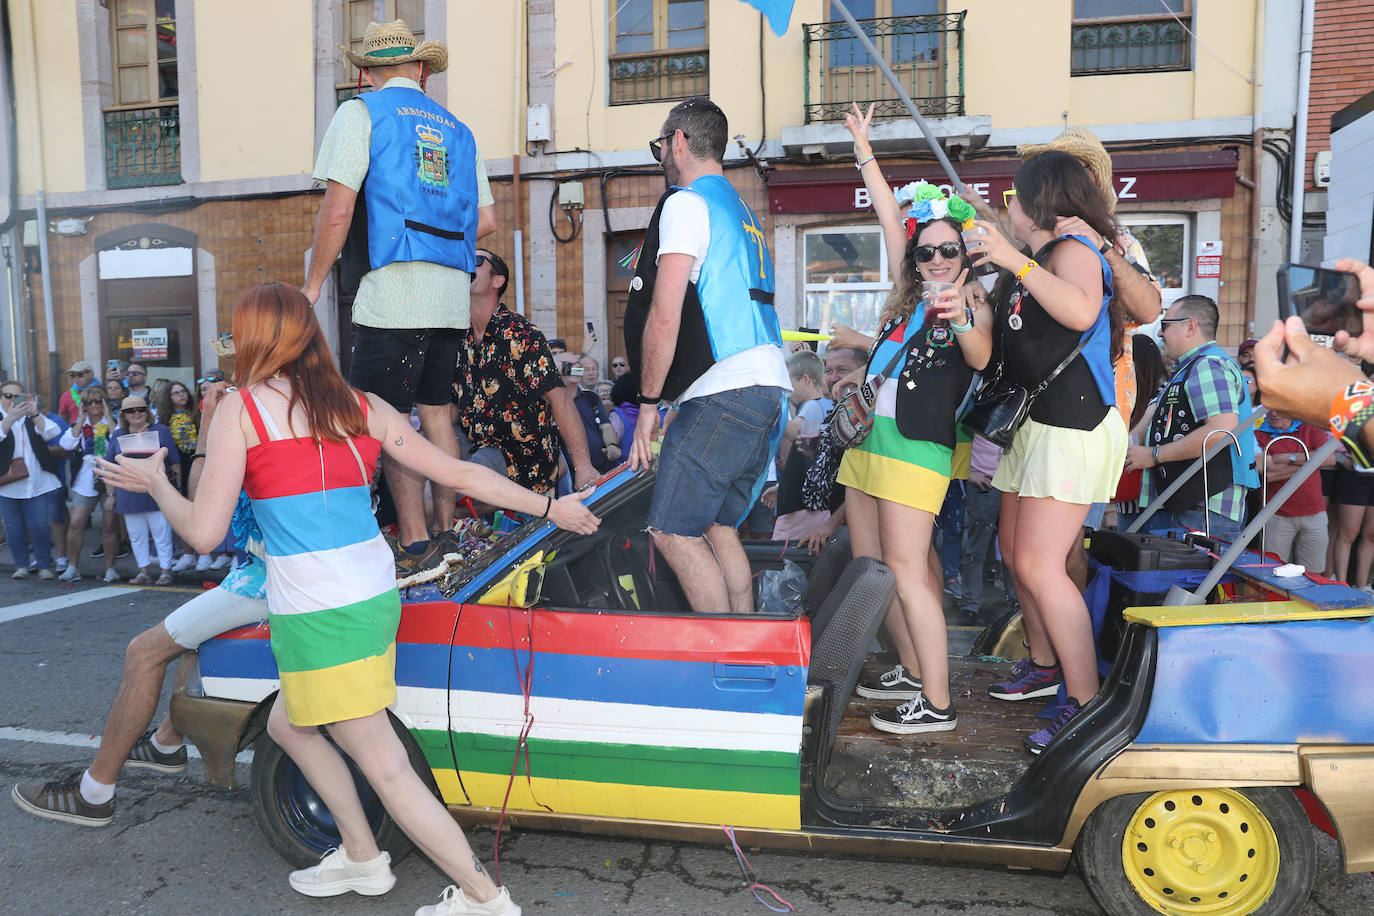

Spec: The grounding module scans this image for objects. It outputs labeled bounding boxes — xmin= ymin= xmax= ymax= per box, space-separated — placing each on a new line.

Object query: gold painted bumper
xmin=169 ymin=689 xmax=259 ymax=789
xmin=1301 ymin=746 xmax=1374 ymax=873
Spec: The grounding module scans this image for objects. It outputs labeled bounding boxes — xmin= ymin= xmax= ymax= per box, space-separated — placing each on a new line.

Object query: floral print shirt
xmin=169 ymin=410 xmax=198 ymax=455
xmin=453 ymin=306 xmax=564 ymax=493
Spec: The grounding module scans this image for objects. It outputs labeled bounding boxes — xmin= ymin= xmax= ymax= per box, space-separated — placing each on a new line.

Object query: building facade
xmin=0 ymin=0 xmax=1328 ymax=400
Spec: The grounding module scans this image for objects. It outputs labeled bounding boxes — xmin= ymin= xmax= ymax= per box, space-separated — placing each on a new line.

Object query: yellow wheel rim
xmin=1121 ymin=789 xmax=1280 ymax=915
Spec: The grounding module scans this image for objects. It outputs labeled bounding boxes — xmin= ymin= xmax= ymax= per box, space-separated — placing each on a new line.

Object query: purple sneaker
xmin=1024 ymin=699 xmax=1083 ymax=755
xmin=988 ymin=659 xmax=1063 ymax=701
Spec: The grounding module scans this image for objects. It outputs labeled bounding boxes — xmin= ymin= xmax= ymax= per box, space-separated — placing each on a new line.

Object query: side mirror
xmin=510 ymin=566 xmax=545 ymax=609
xmin=477 ymin=550 xmax=546 ymax=607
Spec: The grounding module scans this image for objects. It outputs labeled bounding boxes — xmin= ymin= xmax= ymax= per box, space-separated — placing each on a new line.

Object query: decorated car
xmin=173 ymin=465 xmax=1374 ymax=916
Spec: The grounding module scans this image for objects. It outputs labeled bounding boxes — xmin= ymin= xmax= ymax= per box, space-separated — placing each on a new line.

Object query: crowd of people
xmin=8 ymin=16 xmax=1374 ymax=916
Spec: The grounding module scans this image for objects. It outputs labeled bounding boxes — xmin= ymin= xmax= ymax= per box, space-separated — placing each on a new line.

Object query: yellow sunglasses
xmin=1003 ymin=188 xmax=1018 ymax=208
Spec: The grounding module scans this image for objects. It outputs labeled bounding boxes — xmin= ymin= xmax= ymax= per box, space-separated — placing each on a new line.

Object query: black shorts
xmin=348 ymin=325 xmax=460 ymax=410
xmin=1332 ymin=466 xmax=1374 ymax=507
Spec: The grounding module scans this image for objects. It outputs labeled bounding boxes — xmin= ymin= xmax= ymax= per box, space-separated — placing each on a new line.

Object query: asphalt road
xmin=2 ymin=565 xmax=1372 ymax=915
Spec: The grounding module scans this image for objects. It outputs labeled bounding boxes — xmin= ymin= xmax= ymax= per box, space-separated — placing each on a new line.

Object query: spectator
xmin=1126 ymin=295 xmax=1259 ymax=541
xmin=610 ymin=355 xmax=630 ymax=378
xmin=1255 ymin=410 xmax=1335 ymax=573
xmin=1113 ymin=334 xmax=1167 ymax=529
xmin=559 ymin=354 xmax=620 ymax=474
xmin=453 ymin=249 xmax=598 ymax=503
xmin=1237 ymin=338 xmax=1258 ymax=373
xmin=105 ymin=379 xmax=127 ymax=424
xmin=0 ymin=380 xmax=62 ymax=579
xmin=596 ymin=380 xmax=622 ymax=442
xmin=624 ymin=97 xmax=790 ymax=616
xmin=772 ymin=349 xmax=832 ymax=542
xmin=105 ymin=396 xmax=178 ymax=586
xmin=105 ymin=359 xmax=128 ymax=383
xmin=198 ymin=369 xmax=225 ymax=403
xmin=957 ymin=434 xmax=1016 ymax=625
xmin=967 ymin=149 xmax=1123 ymax=754
xmin=123 ymin=363 xmax=151 ymax=400
xmin=302 ymin=19 xmax=493 ymax=567
xmin=548 ymin=338 xmax=568 ymax=355
xmin=56 ymin=387 xmax=117 ymax=582
xmin=60 ymin=361 xmax=96 ymax=425
xmin=35 ymin=396 xmax=71 ymax=574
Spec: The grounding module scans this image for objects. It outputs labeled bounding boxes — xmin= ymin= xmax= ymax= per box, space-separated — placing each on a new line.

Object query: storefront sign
xmin=132 ymin=328 xmax=169 ymax=360
xmin=768 ymin=150 xmax=1240 ymax=214
xmin=1196 ymin=240 xmax=1223 ymax=279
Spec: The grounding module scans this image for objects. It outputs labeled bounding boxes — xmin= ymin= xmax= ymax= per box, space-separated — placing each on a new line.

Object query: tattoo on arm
xmin=394 ymin=436 xmax=404 ymax=446
xmin=472 ymin=854 xmax=487 ymax=878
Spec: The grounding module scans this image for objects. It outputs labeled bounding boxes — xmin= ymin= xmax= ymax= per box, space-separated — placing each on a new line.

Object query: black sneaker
xmin=855 ymin=663 xmax=923 ymax=700
xmin=89 ymin=546 xmax=105 ymax=559
xmin=393 ymin=533 xmax=461 ymax=588
xmin=125 ymin=730 xmax=188 ymax=773
xmin=870 ymin=693 xmax=957 ymax=734
xmin=11 ymin=772 xmax=114 ymax=827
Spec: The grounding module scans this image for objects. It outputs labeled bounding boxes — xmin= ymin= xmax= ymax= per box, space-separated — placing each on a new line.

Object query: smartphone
xmin=585 ymin=321 xmax=597 ymax=339
xmin=1277 ymin=263 xmax=1363 ymax=347
xmin=561 ymin=363 xmax=585 ymax=377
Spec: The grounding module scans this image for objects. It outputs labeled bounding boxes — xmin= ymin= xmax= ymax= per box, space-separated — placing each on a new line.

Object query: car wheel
xmin=1077 ymin=787 xmax=1315 ymax=915
xmin=250 ymin=710 xmax=435 ymax=868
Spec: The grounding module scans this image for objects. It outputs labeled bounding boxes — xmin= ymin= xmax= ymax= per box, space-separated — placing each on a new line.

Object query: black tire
xmin=1076 ymin=787 xmax=1315 ymax=916
xmin=250 ymin=709 xmax=438 ymax=868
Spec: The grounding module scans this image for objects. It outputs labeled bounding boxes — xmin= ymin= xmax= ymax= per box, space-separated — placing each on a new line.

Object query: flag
xmin=738 ymin=0 xmax=796 ymax=36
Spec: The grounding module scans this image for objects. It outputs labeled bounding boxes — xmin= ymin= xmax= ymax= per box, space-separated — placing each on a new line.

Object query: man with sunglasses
xmin=624 ymin=98 xmax=790 ymax=615
xmin=301 ymin=19 xmax=496 ymax=571
xmin=1124 ymin=295 xmax=1258 ymax=539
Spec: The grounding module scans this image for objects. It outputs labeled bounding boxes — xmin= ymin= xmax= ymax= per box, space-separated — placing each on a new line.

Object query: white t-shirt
xmin=0 ymin=412 xmax=62 ymax=500
xmin=657 ymin=189 xmax=791 ymax=403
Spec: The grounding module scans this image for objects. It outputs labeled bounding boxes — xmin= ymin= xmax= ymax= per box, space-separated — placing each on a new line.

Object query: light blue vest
xmin=1193 ymin=342 xmax=1262 ymax=489
xmin=683 ymin=174 xmax=782 ymax=360
xmin=359 ymin=86 xmax=478 ymax=273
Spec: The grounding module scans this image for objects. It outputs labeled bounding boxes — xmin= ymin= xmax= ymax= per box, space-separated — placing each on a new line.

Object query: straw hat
xmin=341 ymin=20 xmax=448 ymax=74
xmin=120 ymin=395 xmax=148 ymax=411
xmin=1018 ymin=127 xmax=1116 ymax=212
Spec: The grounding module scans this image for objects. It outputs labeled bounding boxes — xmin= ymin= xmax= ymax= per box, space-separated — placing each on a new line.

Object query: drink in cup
xmin=119 ymin=430 xmax=161 ymax=460
xmin=798 ymin=415 xmax=822 ymax=452
xmin=960 ymin=216 xmax=985 ymax=250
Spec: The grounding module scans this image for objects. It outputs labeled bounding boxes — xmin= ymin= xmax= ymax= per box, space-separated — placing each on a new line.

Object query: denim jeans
xmin=958 ymin=483 xmax=1015 ymax=618
xmin=0 ymin=492 xmax=54 ymax=570
xmin=1141 ymin=508 xmax=1245 ymax=544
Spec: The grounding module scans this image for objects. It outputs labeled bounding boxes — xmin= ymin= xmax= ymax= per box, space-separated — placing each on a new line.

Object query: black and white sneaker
xmin=125 ymin=730 xmax=188 ymax=773
xmin=870 ymin=694 xmax=957 ymax=734
xmin=855 ymin=663 xmax=923 ymax=700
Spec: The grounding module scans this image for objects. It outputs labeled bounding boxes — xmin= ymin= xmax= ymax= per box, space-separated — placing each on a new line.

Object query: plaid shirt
xmin=1140 ymin=343 xmax=1251 ymax=521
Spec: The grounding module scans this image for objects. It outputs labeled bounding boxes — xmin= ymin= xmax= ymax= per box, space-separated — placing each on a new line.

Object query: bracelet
xmin=1098 ymin=239 xmax=1112 ymax=255
xmin=1331 ymin=381 xmax=1374 ymax=468
xmin=1151 ymin=445 xmax=1160 ymax=467
xmin=948 ymin=310 xmax=973 ymax=334
xmin=1015 ymin=260 xmax=1038 ymax=283
xmin=191 ymin=453 xmax=207 ymax=461
xmin=635 ymin=392 xmax=661 ymax=405
xmin=540 ymin=494 xmax=552 ymax=519
xmin=855 ymin=154 xmax=875 ymax=170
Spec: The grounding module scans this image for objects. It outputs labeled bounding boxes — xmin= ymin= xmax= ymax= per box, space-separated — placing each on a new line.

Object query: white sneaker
xmin=209 ymin=554 xmax=232 ymax=570
xmin=416 ymin=885 xmax=521 ymax=916
xmin=58 ymin=565 xmax=81 ymax=582
xmin=12 ymin=567 xmax=28 ymax=580
xmin=195 ymin=555 xmax=212 ymax=572
xmin=171 ymin=554 xmax=195 ymax=572
xmin=103 ymin=568 xmax=121 ymax=583
xmin=37 ymin=568 xmax=56 ymax=581
xmin=288 ymin=848 xmax=395 ymax=898
xmin=55 ymin=556 xmax=68 ymax=572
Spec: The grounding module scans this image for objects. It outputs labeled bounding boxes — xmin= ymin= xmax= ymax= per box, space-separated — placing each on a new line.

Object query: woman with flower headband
xmin=837 ymin=103 xmax=991 ymax=735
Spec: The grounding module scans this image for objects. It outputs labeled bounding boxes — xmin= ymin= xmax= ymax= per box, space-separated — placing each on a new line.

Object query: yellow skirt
xmin=992 ymin=410 xmax=1127 ymax=505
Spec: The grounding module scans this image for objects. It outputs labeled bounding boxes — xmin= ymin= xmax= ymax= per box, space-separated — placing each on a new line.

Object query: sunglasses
xmin=1159 ymin=316 xmax=1192 ymax=326
xmin=914 ymin=242 xmax=963 ymax=263
xmin=475 ymin=254 xmax=490 ymax=267
xmin=126 ymin=369 xmax=146 ymax=376
xmin=649 ymin=130 xmax=687 ymax=163
xmin=1003 ymin=189 xmax=1018 ymax=208
xmin=612 ymin=361 xmax=627 ymax=368
xmin=0 ymin=392 xmax=20 ymax=400
xmin=123 ymin=406 xmax=148 ymax=414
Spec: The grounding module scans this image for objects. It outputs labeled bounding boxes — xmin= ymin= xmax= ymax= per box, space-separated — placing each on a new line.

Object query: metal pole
xmin=1128 ymin=407 xmax=1269 ymax=533
xmin=829 ymin=0 xmax=966 ymax=193
xmin=1288 ymin=0 xmax=1315 ymax=263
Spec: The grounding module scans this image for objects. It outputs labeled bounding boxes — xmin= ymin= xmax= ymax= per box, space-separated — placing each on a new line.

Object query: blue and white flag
xmin=738 ymin=0 xmax=796 ymax=36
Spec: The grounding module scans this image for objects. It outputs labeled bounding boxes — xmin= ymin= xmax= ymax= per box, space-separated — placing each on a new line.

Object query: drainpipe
xmin=1 ymin=0 xmax=26 ymax=383
xmin=512 ymin=0 xmax=526 ymax=317
xmin=19 ymin=0 xmax=58 ymax=405
xmin=1289 ymin=0 xmax=1315 ymax=263
xmin=1245 ymin=0 xmax=1265 ymax=335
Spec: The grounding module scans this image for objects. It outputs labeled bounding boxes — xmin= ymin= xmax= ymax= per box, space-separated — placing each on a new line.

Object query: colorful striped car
xmin=174 ymin=466 xmax=1374 ymax=916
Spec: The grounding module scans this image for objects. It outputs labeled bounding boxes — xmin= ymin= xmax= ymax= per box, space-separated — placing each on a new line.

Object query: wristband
xmin=1331 ymin=381 xmax=1374 ymax=468
xmin=540 ymin=495 xmax=552 ymax=519
xmin=635 ymin=392 xmax=661 ymax=405
xmin=1015 ymin=260 xmax=1038 ymax=282
xmin=855 ymin=154 xmax=875 ymax=170
xmin=191 ymin=453 xmax=207 ymax=461
xmin=1151 ymin=445 xmax=1160 ymax=467
xmin=949 ymin=310 xmax=973 ymax=334
xmin=1098 ymin=239 xmax=1112 ymax=255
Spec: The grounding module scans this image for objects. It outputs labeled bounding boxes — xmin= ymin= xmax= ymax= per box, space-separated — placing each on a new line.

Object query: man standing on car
xmin=301 ymin=19 xmax=494 ymax=574
xmin=625 ymin=98 xmax=790 ymax=614
xmin=1125 ymin=295 xmax=1259 ymax=540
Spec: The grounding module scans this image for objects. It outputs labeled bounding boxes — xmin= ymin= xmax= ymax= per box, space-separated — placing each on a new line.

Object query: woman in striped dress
xmin=98 ymin=282 xmax=599 ymax=916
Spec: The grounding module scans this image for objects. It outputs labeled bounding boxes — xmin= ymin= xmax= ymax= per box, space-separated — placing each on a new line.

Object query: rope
xmin=722 ymin=825 xmax=795 ymax=913
xmin=1155 ymin=0 xmax=1254 ymax=85
xmin=493 ymin=606 xmax=552 ymax=887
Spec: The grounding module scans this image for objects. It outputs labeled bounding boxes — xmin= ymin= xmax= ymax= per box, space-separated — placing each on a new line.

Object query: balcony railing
xmin=1071 ymin=17 xmax=1191 ymax=76
xmin=104 ymin=104 xmax=182 ymax=189
xmin=803 ymin=12 xmax=965 ymax=124
xmin=609 ymin=48 xmax=709 ymax=106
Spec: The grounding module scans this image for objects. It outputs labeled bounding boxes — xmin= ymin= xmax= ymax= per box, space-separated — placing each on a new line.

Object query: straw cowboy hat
xmin=341 ymin=20 xmax=448 ymax=74
xmin=1017 ymin=127 xmax=1116 ymax=212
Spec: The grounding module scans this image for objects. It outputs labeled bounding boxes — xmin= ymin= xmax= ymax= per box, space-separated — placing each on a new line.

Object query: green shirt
xmin=312 ymin=78 xmax=493 ymax=331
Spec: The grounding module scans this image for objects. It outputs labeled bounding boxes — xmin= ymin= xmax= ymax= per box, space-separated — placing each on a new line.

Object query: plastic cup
xmin=120 ymin=430 xmax=161 ymax=459
xmin=921 ymin=281 xmax=956 ymax=304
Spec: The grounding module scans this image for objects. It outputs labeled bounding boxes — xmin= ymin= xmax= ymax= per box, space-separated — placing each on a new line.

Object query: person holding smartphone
xmin=104 ymin=396 xmax=179 ymax=585
xmin=0 ymin=381 xmax=63 ymax=579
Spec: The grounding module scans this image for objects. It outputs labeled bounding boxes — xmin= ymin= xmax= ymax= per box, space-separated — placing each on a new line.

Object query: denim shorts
xmin=648 ymin=385 xmax=784 ymax=538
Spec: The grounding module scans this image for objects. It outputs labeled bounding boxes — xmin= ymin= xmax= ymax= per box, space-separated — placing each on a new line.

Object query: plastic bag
xmin=756 ymin=559 xmax=808 ymax=614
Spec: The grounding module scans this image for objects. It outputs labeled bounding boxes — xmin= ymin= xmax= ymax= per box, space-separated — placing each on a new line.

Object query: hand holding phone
xmin=1279 ymin=259 xmax=1374 ymax=361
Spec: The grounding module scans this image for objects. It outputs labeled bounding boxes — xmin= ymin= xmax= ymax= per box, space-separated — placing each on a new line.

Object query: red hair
xmin=230 ymin=282 xmax=366 ymax=443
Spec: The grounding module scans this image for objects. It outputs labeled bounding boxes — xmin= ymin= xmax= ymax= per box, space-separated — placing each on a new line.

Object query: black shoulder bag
xmin=963 ymin=334 xmax=1089 ymax=449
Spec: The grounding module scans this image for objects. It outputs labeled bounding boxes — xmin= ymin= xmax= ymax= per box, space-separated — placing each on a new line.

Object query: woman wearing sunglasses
xmin=838 ymin=104 xmax=992 ymax=735
xmin=962 ymin=151 xmax=1124 ymax=755
xmin=105 ymin=395 xmax=179 ymax=585
xmin=55 ymin=387 xmax=118 ymax=582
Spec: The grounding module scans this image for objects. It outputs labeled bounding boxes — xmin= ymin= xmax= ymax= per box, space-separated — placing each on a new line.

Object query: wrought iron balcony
xmin=104 ymin=104 xmax=182 ymax=189
xmin=1071 ymin=16 xmax=1191 ymax=76
xmin=803 ymin=12 xmax=965 ymax=124
xmin=609 ymin=48 xmax=709 ymax=106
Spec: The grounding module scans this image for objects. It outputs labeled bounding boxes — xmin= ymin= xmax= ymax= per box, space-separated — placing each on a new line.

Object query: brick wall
xmin=1306 ymin=0 xmax=1374 ymax=191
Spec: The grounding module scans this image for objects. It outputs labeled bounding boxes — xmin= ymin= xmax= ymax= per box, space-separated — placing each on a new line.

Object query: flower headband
xmin=895 ymin=180 xmax=977 ymax=239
